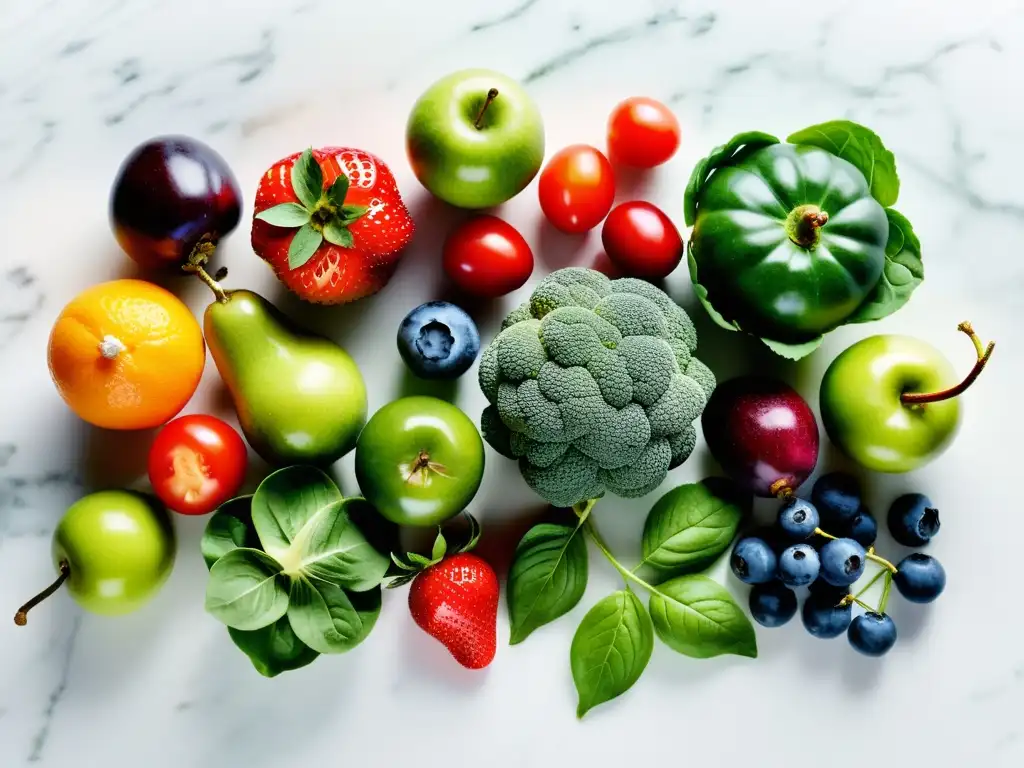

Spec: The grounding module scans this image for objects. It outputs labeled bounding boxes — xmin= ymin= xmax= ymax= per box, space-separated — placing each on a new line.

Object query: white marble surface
xmin=2 ymin=0 xmax=1024 ymax=765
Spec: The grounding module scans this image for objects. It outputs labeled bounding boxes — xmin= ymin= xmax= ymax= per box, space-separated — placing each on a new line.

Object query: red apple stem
xmin=474 ymin=88 xmax=499 ymax=129
xmin=770 ymin=479 xmax=794 ymax=499
xmin=900 ymin=321 xmax=995 ymax=405
xmin=14 ymin=560 xmax=71 ymax=626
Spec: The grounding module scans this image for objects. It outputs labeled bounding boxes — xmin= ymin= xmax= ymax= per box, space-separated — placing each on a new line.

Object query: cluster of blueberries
xmin=730 ymin=472 xmax=947 ymax=657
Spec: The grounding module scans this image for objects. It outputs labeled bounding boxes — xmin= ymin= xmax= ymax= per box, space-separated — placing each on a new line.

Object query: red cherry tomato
xmin=601 ymin=201 xmax=684 ymax=279
xmin=538 ymin=144 xmax=615 ymax=234
xmin=607 ymin=97 xmax=681 ymax=168
xmin=148 ymin=414 xmax=248 ymax=515
xmin=442 ymin=215 xmax=534 ymax=298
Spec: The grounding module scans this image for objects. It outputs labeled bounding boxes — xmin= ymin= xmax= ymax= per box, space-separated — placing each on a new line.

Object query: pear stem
xmin=15 ymin=560 xmax=71 ymax=626
xmin=901 ymin=321 xmax=995 ymax=405
xmin=474 ymin=88 xmax=499 ymax=129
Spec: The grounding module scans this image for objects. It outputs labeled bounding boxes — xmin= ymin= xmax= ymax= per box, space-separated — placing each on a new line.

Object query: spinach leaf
xmin=205 ymin=548 xmax=289 ymax=631
xmin=787 ymin=120 xmax=899 ymax=207
xmin=684 ymin=130 xmax=779 ymax=226
xmin=508 ymin=523 xmax=588 ymax=645
xmin=648 ymin=575 xmax=757 ymax=659
xmin=287 ymin=577 xmax=381 ymax=654
xmin=290 ymin=498 xmax=390 ymax=591
xmin=570 ymin=590 xmax=653 ymax=719
xmin=201 ymin=496 xmax=257 ymax=569
xmin=846 ymin=208 xmax=924 ymax=324
xmin=228 ymin=617 xmax=319 ymax=678
xmin=639 ymin=479 xmax=749 ymax=579
xmin=251 ymin=466 xmax=342 ymax=557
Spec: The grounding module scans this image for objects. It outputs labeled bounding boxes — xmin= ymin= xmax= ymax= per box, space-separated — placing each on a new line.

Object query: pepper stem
xmin=474 ymin=88 xmax=499 ymax=129
xmin=900 ymin=321 xmax=995 ymax=405
xmin=15 ymin=560 xmax=71 ymax=626
xmin=786 ymin=204 xmax=829 ymax=247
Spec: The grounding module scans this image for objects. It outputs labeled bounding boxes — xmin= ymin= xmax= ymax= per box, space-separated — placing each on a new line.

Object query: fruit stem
xmin=814 ymin=529 xmax=899 ymax=573
xmin=14 ymin=560 xmax=70 ymax=626
xmin=770 ymin=479 xmax=794 ymax=499
xmin=878 ymin=570 xmax=894 ymax=614
xmin=184 ymin=263 xmax=229 ymax=303
xmin=474 ymin=88 xmax=499 ymax=129
xmin=900 ymin=321 xmax=995 ymax=405
xmin=853 ymin=567 xmax=888 ymax=599
xmin=786 ymin=204 xmax=829 ymax=248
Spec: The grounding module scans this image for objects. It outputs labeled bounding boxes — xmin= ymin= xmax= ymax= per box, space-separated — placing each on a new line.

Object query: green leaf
xmin=845 ymin=208 xmax=924 ymax=324
xmin=287 ymin=577 xmax=381 ymax=654
xmin=322 ymin=220 xmax=355 ymax=249
xmin=254 ymin=202 xmax=311 ymax=228
xmin=684 ymin=130 xmax=779 ymax=226
xmin=201 ymin=496 xmax=257 ymax=570
xmin=291 ymin=148 xmax=324 ymax=210
xmin=508 ymin=523 xmax=588 ymax=645
xmin=325 ymin=174 xmax=350 ymax=209
xmin=288 ymin=223 xmax=324 ymax=269
xmin=570 ymin=590 xmax=653 ymax=719
xmin=251 ymin=466 xmax=342 ymax=557
xmin=205 ymin=548 xmax=290 ymax=631
xmin=289 ymin=498 xmax=390 ymax=591
xmin=648 ymin=575 xmax=757 ymax=659
xmin=228 ymin=617 xmax=319 ymax=678
xmin=406 ymin=552 xmax=433 ymax=568
xmin=761 ymin=335 xmax=824 ymax=360
xmin=431 ymin=530 xmax=447 ymax=562
xmin=338 ymin=204 xmax=369 ymax=225
xmin=686 ymin=241 xmax=741 ymax=333
xmin=639 ymin=479 xmax=749 ymax=579
xmin=787 ymin=120 xmax=899 ymax=207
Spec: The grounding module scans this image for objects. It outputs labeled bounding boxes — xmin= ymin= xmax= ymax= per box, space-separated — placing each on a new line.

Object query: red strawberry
xmin=251 ymin=147 xmax=414 ymax=304
xmin=408 ymin=552 xmax=498 ymax=670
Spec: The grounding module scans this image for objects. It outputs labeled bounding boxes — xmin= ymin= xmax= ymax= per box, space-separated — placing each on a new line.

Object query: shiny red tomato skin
xmin=607 ymin=97 xmax=681 ymax=168
xmin=538 ymin=145 xmax=615 ymax=234
xmin=148 ymin=414 xmax=248 ymax=515
xmin=601 ymin=201 xmax=684 ymax=279
xmin=442 ymin=215 xmax=534 ymax=298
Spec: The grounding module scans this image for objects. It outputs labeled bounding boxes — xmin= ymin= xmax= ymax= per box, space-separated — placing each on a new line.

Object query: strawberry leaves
xmin=386 ymin=514 xmax=481 ymax=589
xmin=254 ymin=147 xmax=370 ymax=270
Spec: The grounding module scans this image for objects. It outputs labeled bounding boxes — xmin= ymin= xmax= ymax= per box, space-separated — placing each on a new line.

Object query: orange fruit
xmin=47 ymin=279 xmax=205 ymax=430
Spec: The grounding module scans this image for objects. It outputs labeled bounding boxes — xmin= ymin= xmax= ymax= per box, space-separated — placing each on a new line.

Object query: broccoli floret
xmin=479 ymin=267 xmax=716 ymax=508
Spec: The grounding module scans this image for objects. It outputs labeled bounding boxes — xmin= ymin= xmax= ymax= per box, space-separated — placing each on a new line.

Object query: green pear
xmin=204 ymin=289 xmax=367 ymax=467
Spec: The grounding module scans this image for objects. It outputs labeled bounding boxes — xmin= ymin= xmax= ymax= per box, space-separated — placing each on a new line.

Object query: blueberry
xmin=844 ymin=506 xmax=878 ymax=548
xmin=819 ymin=538 xmax=867 ymax=587
xmin=749 ymin=582 xmax=798 ymax=628
xmin=811 ymin=472 xmax=861 ymax=526
xmin=893 ymin=554 xmax=946 ymax=603
xmin=802 ymin=591 xmax=853 ymax=638
xmin=809 ymin=577 xmax=850 ymax=604
xmin=397 ymin=301 xmax=480 ymax=379
xmin=847 ymin=612 xmax=898 ymax=657
xmin=778 ymin=544 xmax=820 ymax=588
xmin=887 ymin=493 xmax=940 ymax=547
xmin=730 ymin=537 xmax=777 ymax=584
xmin=777 ymin=497 xmax=820 ymax=540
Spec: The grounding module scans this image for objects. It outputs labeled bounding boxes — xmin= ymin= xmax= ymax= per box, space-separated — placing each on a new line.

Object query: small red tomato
xmin=442 ymin=215 xmax=534 ymax=298
xmin=148 ymin=414 xmax=248 ymax=515
xmin=601 ymin=201 xmax=684 ymax=279
xmin=607 ymin=97 xmax=681 ymax=168
xmin=538 ymin=144 xmax=615 ymax=234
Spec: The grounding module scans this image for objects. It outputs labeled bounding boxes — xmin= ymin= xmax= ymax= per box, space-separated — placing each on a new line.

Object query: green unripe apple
xmin=15 ymin=490 xmax=176 ymax=624
xmin=406 ymin=68 xmax=545 ymax=209
xmin=820 ymin=324 xmax=993 ymax=473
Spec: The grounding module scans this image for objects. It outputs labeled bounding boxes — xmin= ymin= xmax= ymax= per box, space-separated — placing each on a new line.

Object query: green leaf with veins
xmin=323 ymin=220 xmax=355 ymax=248
xmin=287 ymin=577 xmax=381 ymax=654
xmin=326 ymin=174 xmax=350 ymax=209
xmin=338 ymin=205 xmax=369 ymax=225
xmin=291 ymin=148 xmax=324 ymax=210
xmin=648 ymin=574 xmax=757 ymax=659
xmin=228 ymin=616 xmax=319 ymax=677
xmin=255 ymin=202 xmax=311 ymax=228
xmin=251 ymin=466 xmax=342 ymax=555
xmin=288 ymin=223 xmax=324 ymax=269
xmin=846 ymin=208 xmax=923 ymax=324
xmin=205 ymin=548 xmax=289 ymax=631
xmin=202 ymin=495 xmax=257 ymax=569
xmin=290 ymin=498 xmax=390 ymax=591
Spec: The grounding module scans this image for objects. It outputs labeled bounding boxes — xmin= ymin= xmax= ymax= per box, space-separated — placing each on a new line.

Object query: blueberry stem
xmin=14 ymin=560 xmax=70 ymax=626
xmin=878 ymin=571 xmax=894 ymax=614
xmin=815 ymin=529 xmax=898 ymax=573
xmin=900 ymin=321 xmax=994 ymax=405
xmin=854 ymin=567 xmax=888 ymax=599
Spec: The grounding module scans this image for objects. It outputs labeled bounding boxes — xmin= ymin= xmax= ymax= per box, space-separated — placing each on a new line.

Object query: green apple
xmin=820 ymin=323 xmax=994 ymax=473
xmin=354 ymin=396 xmax=485 ymax=527
xmin=15 ymin=490 xmax=176 ymax=624
xmin=406 ymin=68 xmax=544 ymax=209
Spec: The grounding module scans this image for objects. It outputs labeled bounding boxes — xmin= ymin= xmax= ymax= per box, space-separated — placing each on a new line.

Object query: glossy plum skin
xmin=110 ymin=136 xmax=241 ymax=268
xmin=701 ymin=377 xmax=819 ymax=497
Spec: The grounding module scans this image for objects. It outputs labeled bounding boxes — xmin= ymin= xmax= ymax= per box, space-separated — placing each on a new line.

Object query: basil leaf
xmin=251 ymin=466 xmax=342 ymax=557
xmin=288 ymin=223 xmax=324 ymax=270
xmin=254 ymin=202 xmax=311 ymax=228
xmin=648 ymin=575 xmax=757 ymax=659
xmin=508 ymin=523 xmax=588 ymax=644
xmin=760 ymin=335 xmax=824 ymax=361
xmin=640 ymin=479 xmax=749 ymax=579
xmin=570 ymin=590 xmax=653 ymax=719
xmin=846 ymin=208 xmax=923 ymax=324
xmin=684 ymin=130 xmax=779 ymax=226
xmin=291 ymin=148 xmax=324 ymax=210
xmin=787 ymin=120 xmax=899 ymax=207
xmin=325 ymin=174 xmax=350 ymax=209
xmin=205 ymin=548 xmax=289 ymax=631
xmin=294 ymin=498 xmax=390 ymax=591
xmin=228 ymin=617 xmax=319 ymax=678
xmin=287 ymin=577 xmax=381 ymax=654
xmin=201 ymin=495 xmax=257 ymax=569
xmin=322 ymin=220 xmax=354 ymax=248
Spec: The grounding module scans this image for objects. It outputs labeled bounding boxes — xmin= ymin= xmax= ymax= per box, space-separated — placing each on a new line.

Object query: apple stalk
xmin=901 ymin=321 xmax=995 ymax=406
xmin=14 ymin=560 xmax=71 ymax=626
xmin=474 ymin=88 xmax=499 ymax=129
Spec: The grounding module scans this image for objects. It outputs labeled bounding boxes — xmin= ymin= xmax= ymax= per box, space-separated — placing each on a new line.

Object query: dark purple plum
xmin=701 ymin=376 xmax=819 ymax=498
xmin=110 ymin=136 xmax=241 ymax=269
